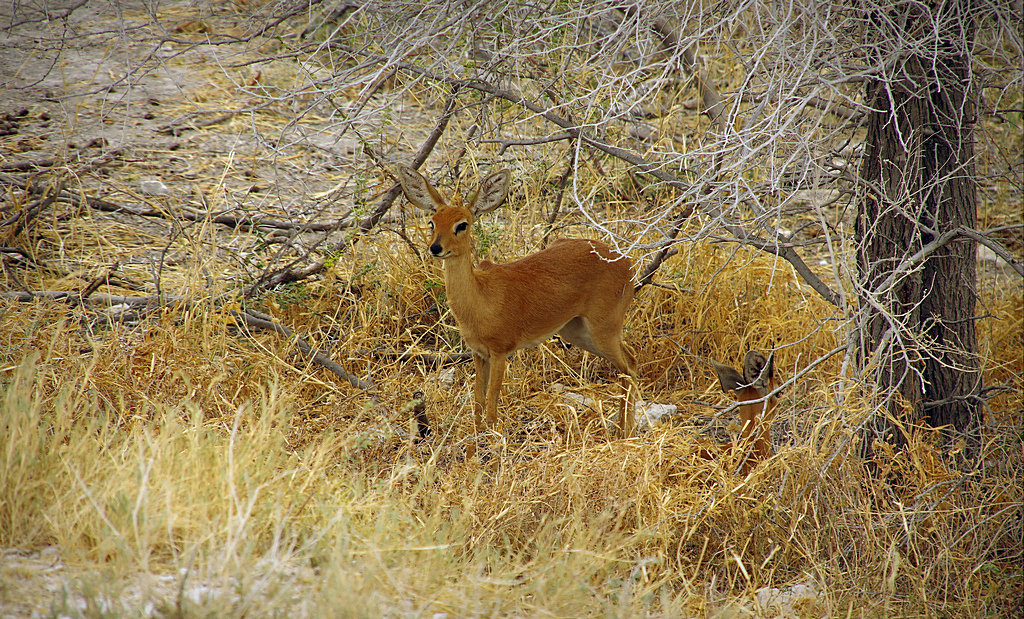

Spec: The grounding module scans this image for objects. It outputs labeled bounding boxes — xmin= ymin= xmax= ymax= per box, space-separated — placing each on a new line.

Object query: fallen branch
xmin=234 ymin=308 xmax=375 ymax=391
xmin=0 ymin=291 xmax=171 ymax=305
xmin=0 ymin=171 xmax=355 ymax=233
xmin=75 ymin=260 xmax=121 ymax=305
xmin=158 ymin=112 xmax=235 ymax=136
xmin=364 ymin=348 xmax=474 ymax=367
xmin=0 ymin=157 xmax=56 ymax=171
xmin=85 ymin=197 xmax=356 ymax=233
xmin=2 ymin=180 xmax=61 ymax=240
xmin=0 ymin=290 xmax=375 ymax=392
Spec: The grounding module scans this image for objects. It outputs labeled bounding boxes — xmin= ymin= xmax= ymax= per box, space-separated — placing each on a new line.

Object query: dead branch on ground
xmin=0 ymin=290 xmax=374 ymax=392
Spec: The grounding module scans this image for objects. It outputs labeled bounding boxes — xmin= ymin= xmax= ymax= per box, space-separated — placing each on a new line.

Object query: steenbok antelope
xmin=711 ymin=350 xmax=779 ymax=472
xmin=395 ymin=164 xmax=637 ymax=437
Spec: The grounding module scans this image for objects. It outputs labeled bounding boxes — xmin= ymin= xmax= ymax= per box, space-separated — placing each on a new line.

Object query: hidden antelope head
xmin=712 ymin=350 xmax=780 ymax=471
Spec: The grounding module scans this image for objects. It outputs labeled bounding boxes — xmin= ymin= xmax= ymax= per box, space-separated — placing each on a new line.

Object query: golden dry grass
xmin=2 ymin=203 xmax=1021 ymax=615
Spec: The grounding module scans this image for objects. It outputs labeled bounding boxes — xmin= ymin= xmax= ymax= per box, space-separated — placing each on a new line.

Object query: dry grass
xmin=1 ymin=3 xmax=1022 ymax=617
xmin=2 ymin=218 xmax=1021 ymax=615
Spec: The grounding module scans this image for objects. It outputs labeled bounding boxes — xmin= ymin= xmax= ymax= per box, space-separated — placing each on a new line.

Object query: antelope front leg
xmin=473 ymin=353 xmax=490 ymax=433
xmin=485 ymin=353 xmax=507 ymax=429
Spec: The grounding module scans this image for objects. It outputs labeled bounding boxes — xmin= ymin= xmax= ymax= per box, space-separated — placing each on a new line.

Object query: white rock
xmin=438 ymin=367 xmax=456 ymax=386
xmin=38 ymin=545 xmax=60 ymax=562
xmin=552 ymin=384 xmax=596 ymax=409
xmin=634 ymin=401 xmax=677 ymax=431
xmin=139 ymin=179 xmax=169 ymax=195
xmin=106 ymin=303 xmax=132 ymax=318
xmin=755 ymin=580 xmax=828 ymax=618
xmin=560 ymin=391 xmax=596 ymax=409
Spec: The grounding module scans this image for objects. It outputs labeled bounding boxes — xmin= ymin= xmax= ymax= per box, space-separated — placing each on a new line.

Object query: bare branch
xmin=234 ymin=308 xmax=375 ymax=391
xmin=619 ymin=5 xmax=730 ymax=132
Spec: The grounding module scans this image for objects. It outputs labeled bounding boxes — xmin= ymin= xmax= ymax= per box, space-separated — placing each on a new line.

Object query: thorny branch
xmin=241 ymin=88 xmax=463 ymax=295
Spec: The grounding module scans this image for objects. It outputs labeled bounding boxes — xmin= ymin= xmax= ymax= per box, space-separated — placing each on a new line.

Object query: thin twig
xmin=621 ymin=6 xmax=730 ymax=133
xmin=76 ymin=260 xmax=121 ymax=305
xmin=3 ymin=180 xmax=61 ymax=239
xmin=542 ymin=153 xmax=577 ymax=244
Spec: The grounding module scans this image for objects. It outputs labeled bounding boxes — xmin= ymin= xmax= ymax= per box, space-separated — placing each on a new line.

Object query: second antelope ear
xmin=742 ymin=350 xmax=773 ymax=390
xmin=712 ymin=361 xmax=745 ymax=393
xmin=469 ymin=169 xmax=511 ymax=216
xmin=395 ymin=165 xmax=446 ymax=211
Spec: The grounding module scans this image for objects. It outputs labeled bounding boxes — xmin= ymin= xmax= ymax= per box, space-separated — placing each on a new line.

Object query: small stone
xmin=439 ymin=368 xmax=456 ymax=385
xmin=140 ymin=179 xmax=169 ymax=195
xmin=634 ymin=401 xmax=677 ymax=431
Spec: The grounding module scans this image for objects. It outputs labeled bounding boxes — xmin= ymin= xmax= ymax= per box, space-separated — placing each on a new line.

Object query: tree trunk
xmin=856 ymin=0 xmax=982 ymax=460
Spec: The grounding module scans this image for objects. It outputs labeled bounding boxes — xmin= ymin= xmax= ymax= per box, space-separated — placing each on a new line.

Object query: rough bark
xmin=856 ymin=0 xmax=982 ymax=459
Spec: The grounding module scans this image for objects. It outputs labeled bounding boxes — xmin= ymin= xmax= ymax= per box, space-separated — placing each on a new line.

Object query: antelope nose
xmin=430 ymin=243 xmax=443 ymax=257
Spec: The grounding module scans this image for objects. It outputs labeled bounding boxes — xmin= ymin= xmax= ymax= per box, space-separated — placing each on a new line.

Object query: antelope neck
xmin=442 ymin=250 xmax=483 ymax=306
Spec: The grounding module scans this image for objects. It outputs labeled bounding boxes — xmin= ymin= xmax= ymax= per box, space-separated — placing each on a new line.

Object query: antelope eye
xmin=428 ymin=221 xmax=435 ymax=230
xmin=455 ymin=222 xmax=468 ymax=233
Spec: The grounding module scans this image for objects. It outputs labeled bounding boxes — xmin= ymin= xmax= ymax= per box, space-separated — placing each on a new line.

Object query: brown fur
xmin=710 ymin=350 xmax=779 ymax=473
xmin=396 ymin=165 xmax=637 ymax=436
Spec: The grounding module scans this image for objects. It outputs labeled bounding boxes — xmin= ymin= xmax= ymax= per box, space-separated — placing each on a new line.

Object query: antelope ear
xmin=469 ymin=169 xmax=511 ymax=215
xmin=712 ymin=361 xmax=744 ymax=394
xmin=742 ymin=350 xmax=774 ymax=395
xmin=395 ymin=165 xmax=446 ymax=211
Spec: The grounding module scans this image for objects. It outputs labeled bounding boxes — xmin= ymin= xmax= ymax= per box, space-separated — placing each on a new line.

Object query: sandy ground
xmin=1 ymin=3 xmax=232 ymax=615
